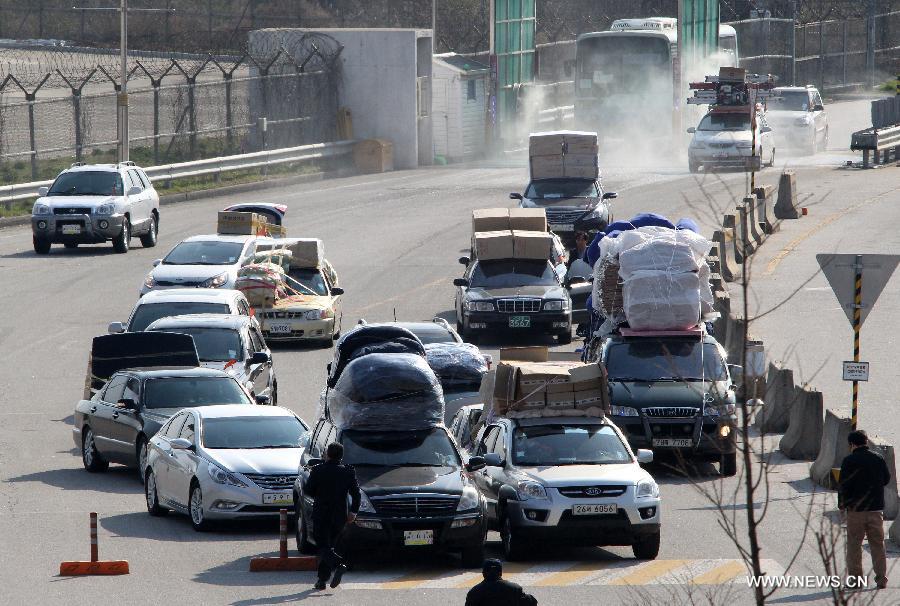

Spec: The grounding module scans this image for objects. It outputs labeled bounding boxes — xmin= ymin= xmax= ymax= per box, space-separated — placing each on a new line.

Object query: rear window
xmin=130 ymin=302 xmax=230 ymax=332
xmin=142 ymin=377 xmax=251 ymax=409
xmin=147 ymin=327 xmax=243 ymax=362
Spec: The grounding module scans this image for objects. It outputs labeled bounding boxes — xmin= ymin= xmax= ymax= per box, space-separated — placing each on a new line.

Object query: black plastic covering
xmin=88 ymin=333 xmax=200 ymax=395
xmin=326 ymin=352 xmax=445 ymax=431
xmin=424 ymin=342 xmax=488 ymax=391
xmin=327 ymin=325 xmax=426 ymax=388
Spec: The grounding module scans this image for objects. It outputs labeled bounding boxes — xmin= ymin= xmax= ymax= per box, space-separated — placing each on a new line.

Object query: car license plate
xmin=509 ymin=315 xmax=531 ymax=328
xmin=550 ymin=223 xmax=575 ymax=232
xmin=714 ymin=152 xmax=730 ymax=158
xmin=267 ymin=324 xmax=292 ymax=334
xmin=652 ymin=438 xmax=693 ymax=448
xmin=61 ymin=224 xmax=82 ymax=235
xmin=262 ymin=492 xmax=293 ymax=505
xmin=403 ymin=530 xmax=434 ymax=546
xmin=573 ymin=503 xmax=617 ymax=516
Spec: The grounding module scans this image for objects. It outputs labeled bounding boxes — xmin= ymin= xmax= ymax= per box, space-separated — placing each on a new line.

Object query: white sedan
xmin=687 ymin=111 xmax=776 ymax=173
xmin=140 ymin=234 xmax=260 ymax=296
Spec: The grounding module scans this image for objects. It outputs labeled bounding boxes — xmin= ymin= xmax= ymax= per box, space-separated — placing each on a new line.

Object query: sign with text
xmin=842 ymin=361 xmax=870 ymax=382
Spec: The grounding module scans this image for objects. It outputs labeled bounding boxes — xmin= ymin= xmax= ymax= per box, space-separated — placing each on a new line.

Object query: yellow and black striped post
xmin=851 ymin=254 xmax=863 ymax=430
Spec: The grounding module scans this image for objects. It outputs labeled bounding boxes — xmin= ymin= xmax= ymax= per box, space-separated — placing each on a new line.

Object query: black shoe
xmin=314 ymin=580 xmax=327 ymax=591
xmin=330 ymin=564 xmax=347 ymax=588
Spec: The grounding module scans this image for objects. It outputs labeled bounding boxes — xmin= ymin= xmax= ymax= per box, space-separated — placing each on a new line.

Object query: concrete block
xmin=735 ymin=203 xmax=757 ymax=258
xmin=711 ymin=230 xmax=737 ymax=282
xmin=711 ymin=291 xmax=730 ymax=342
xmin=724 ymin=315 xmax=746 ymax=364
xmin=723 ymin=212 xmax=747 ymax=265
xmin=745 ymin=195 xmax=764 ymax=245
xmin=869 ymin=437 xmax=900 ymax=521
xmin=779 ymin=387 xmax=824 ymax=460
xmin=810 ymin=409 xmax=851 ymax=489
xmin=707 ymin=250 xmax=722 ymax=276
xmin=774 ymin=171 xmax=800 ymax=220
xmin=753 ymin=185 xmax=777 ymax=234
xmin=710 ymin=272 xmax=724 ymax=293
xmin=753 ymin=362 xmax=795 ymax=434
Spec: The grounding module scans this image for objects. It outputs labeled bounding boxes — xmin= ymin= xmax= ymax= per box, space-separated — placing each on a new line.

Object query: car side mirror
xmin=636 ymin=449 xmax=654 ymax=464
xmin=814 ymin=104 xmax=824 ymax=111
xmin=760 ymin=126 xmax=772 ymax=133
xmin=466 ymin=456 xmax=487 ymax=472
xmin=330 ymin=287 xmax=344 ymax=296
xmin=108 ymin=321 xmax=125 ymax=334
xmin=37 ymin=186 xmax=49 ymax=196
xmin=509 ymin=193 xmax=523 ymax=200
xmin=152 ymin=259 xmax=162 ymax=267
xmin=127 ymin=185 xmax=142 ymax=197
xmin=306 ymin=457 xmax=323 ymax=468
xmin=250 ymin=351 xmax=271 ymax=365
xmin=484 ymin=453 xmax=504 ymax=467
xmin=458 ymin=256 xmax=470 ymax=266
xmin=115 ymin=398 xmax=137 ymax=410
xmin=601 ymin=192 xmax=618 ymax=200
xmin=170 ymin=438 xmax=193 ymax=450
xmin=686 ymin=127 xmax=696 ymax=134
xmin=255 ymin=394 xmax=271 ymax=405
xmin=453 ymin=278 xmax=469 ymax=287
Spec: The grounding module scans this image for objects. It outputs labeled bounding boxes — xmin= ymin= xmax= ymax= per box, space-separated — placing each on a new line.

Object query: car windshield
xmin=202 ymin=416 xmax=305 ymax=449
xmin=470 ymin=260 xmax=558 ymax=288
xmin=48 ymin=171 xmax=123 ymax=196
xmin=513 ymin=424 xmax=632 ymax=466
xmin=163 ymin=240 xmax=245 ymax=265
xmin=129 ymin=302 xmax=230 ymax=332
xmin=142 ymin=377 xmax=251 ymax=409
xmin=524 ymin=179 xmax=598 ymax=199
xmin=698 ymin=114 xmax=750 ymax=131
xmin=342 ymin=428 xmax=461 ymax=468
xmin=286 ymin=267 xmax=328 ymax=296
xmin=769 ymin=91 xmax=810 ymax=112
xmin=605 ymin=340 xmax=728 ymax=382
xmin=148 ymin=327 xmax=243 ymax=362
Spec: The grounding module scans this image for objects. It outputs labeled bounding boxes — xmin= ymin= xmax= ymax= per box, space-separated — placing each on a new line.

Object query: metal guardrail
xmin=0 ymin=140 xmax=356 ymax=206
xmin=850 ymin=125 xmax=900 ymax=168
xmin=536 ymin=105 xmax=575 ymax=127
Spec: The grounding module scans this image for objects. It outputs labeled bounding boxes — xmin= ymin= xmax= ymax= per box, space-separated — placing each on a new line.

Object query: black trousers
xmin=314 ymin=518 xmax=345 ymax=582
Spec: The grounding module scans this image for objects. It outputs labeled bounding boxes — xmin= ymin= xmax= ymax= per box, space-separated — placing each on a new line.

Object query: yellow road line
xmin=609 ymin=559 xmax=690 ymax=586
xmin=381 ymin=569 xmax=448 ymax=590
xmin=534 ymin=561 xmax=610 ymax=586
xmin=691 ymin=560 xmax=747 ymax=584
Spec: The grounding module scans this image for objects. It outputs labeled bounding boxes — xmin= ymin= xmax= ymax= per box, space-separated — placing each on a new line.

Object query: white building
xmin=432 ymin=53 xmax=489 ymax=163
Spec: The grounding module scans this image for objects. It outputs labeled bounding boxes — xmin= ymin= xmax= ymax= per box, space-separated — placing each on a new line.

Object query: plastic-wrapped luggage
xmin=326 ymin=352 xmax=445 ymax=431
xmin=236 ymin=262 xmax=285 ymax=306
xmin=328 ymin=325 xmax=426 ymax=388
xmin=621 ymin=270 xmax=702 ymax=331
xmin=424 ymin=342 xmax=488 ymax=391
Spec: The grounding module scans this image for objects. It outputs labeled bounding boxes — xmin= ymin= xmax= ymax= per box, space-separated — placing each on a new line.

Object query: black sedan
xmin=73 ymin=367 xmax=256 ymax=481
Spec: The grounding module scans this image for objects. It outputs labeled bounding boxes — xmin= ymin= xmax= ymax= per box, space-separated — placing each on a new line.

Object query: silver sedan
xmin=144 ymin=404 xmax=308 ymax=531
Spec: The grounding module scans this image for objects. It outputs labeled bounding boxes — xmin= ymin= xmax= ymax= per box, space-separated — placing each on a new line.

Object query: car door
xmin=483 ymin=424 xmax=510 ymax=515
xmin=105 ymin=376 xmax=144 ymax=464
xmin=92 ymin=374 xmax=128 ymax=461
xmin=473 ymin=425 xmax=500 ymax=520
xmin=811 ymin=91 xmax=826 ymax=144
xmin=246 ymin=324 xmax=273 ymax=398
xmin=167 ymin=412 xmax=199 ymax=507
xmin=122 ymin=170 xmax=145 ymax=231
xmin=137 ymin=169 xmax=158 ymax=213
xmin=154 ymin=412 xmax=187 ymax=501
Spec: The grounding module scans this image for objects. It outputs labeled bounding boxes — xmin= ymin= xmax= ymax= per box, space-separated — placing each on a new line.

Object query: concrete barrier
xmin=810 ymin=410 xmax=851 ymax=489
xmin=712 ymin=230 xmax=737 ymax=282
xmin=735 ymin=203 xmax=757 ymax=258
xmin=779 ymin=387 xmax=824 ymax=460
xmin=724 ymin=315 xmax=746 ymax=364
xmin=745 ymin=195 xmax=764 ymax=245
xmin=710 ymin=272 xmax=724 ymax=293
xmin=707 ymin=245 xmax=722 ymax=275
xmin=753 ymin=362 xmax=795 ymax=434
xmin=722 ymin=213 xmax=746 ymax=265
xmin=869 ymin=437 xmax=899 ymax=520
xmin=711 ymin=291 xmax=731 ymax=343
xmin=774 ymin=171 xmax=800 ymax=220
xmin=753 ymin=185 xmax=777 ymax=234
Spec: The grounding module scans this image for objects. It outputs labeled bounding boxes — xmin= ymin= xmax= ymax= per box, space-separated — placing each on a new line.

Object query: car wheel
xmin=136 ymin=436 xmax=148 ymax=483
xmin=688 ymin=159 xmax=700 ymax=174
xmin=632 ymin=531 xmax=661 ymax=560
xmin=768 ymin=148 xmax=776 ymax=167
xmin=33 ymin=237 xmax=51 ymax=255
xmin=501 ymin=514 xmax=527 ymax=561
xmin=145 ymin=469 xmax=167 ymax=516
xmin=63 ymin=242 xmax=78 ymax=249
xmin=460 ymin=542 xmax=486 ymax=568
xmin=81 ymin=428 xmax=109 ymax=473
xmin=270 ymin=383 xmax=278 ymax=406
xmin=140 ymin=214 xmax=158 ymax=248
xmin=113 ymin=218 xmax=130 ymax=254
xmin=721 ymin=451 xmax=738 ymax=477
xmin=295 ymin=501 xmax=315 ymax=554
xmin=557 ymin=331 xmax=573 ymax=345
xmin=189 ymin=482 xmax=209 ymax=531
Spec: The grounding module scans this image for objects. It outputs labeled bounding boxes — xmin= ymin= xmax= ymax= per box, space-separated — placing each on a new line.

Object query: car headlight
xmin=543 ymin=299 xmax=568 ymax=311
xmin=32 ymin=203 xmax=51 ymax=215
xmin=207 ymin=463 xmax=247 ymax=487
xmin=636 ymin=478 xmax=659 ymax=499
xmin=457 ymin=487 xmax=481 ymax=511
xmin=465 ymin=300 xmax=494 ymax=312
xmin=199 ymin=272 xmax=228 ymax=288
xmin=705 ymin=402 xmax=736 ymax=416
xmin=795 ymin=115 xmax=812 ymax=126
xmin=516 ymin=480 xmax=549 ymax=501
xmin=585 ymin=207 xmax=604 ymax=220
xmin=358 ymin=490 xmax=376 ymax=513
xmin=143 ymin=273 xmax=155 ymax=289
xmin=690 ymin=141 xmax=705 ymax=149
xmin=610 ymin=405 xmax=639 ymax=417
xmin=95 ymin=203 xmax=115 ymax=216
xmin=735 ymin=141 xmax=753 ymax=149
xmin=305 ymin=308 xmax=335 ymax=320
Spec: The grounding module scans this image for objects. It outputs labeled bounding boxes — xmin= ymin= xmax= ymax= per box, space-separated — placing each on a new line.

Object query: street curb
xmin=0 ymin=168 xmax=356 ymax=231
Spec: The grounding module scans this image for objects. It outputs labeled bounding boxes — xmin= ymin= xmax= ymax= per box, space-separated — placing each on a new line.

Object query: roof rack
xmin=432 ymin=317 xmax=451 ymax=330
xmin=70 ymin=162 xmax=85 ymax=168
xmin=118 ymin=160 xmax=136 ymax=167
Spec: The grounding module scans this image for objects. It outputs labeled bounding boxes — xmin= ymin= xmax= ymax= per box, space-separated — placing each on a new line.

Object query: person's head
xmin=575 ymin=231 xmax=589 ymax=250
xmin=848 ymin=430 xmax=868 ymax=450
xmin=482 ymin=558 xmax=503 ymax=581
xmin=325 ymin=441 xmax=344 ymax=461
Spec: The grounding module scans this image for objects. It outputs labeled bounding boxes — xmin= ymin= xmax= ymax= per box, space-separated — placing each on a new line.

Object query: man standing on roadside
xmin=839 ymin=430 xmax=890 ymax=589
xmin=304 ymin=442 xmax=360 ymax=591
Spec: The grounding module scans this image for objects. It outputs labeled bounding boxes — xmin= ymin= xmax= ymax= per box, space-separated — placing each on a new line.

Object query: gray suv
xmin=31 ymin=162 xmax=160 ymax=254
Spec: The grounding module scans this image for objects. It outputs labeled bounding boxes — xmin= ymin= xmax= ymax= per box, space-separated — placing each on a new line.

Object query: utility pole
xmin=432 ymin=0 xmax=437 ymax=52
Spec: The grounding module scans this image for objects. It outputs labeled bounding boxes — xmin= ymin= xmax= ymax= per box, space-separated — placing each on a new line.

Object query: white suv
xmin=766 ymin=86 xmax=828 ymax=154
xmin=31 ymin=162 xmax=160 ymax=254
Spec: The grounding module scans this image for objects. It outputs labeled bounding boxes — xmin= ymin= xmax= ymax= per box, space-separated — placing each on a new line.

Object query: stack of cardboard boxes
xmin=217 ymin=211 xmax=270 ymax=236
xmin=471 ymin=208 xmax=553 ymax=261
xmin=528 ymin=131 xmax=599 ymax=180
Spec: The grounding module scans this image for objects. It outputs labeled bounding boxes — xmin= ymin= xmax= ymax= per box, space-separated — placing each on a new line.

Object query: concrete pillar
xmin=775 ymin=171 xmax=800 ymax=219
xmin=712 ymin=228 xmax=738 ymax=282
xmin=780 ymin=387 xmax=824 ymax=460
xmin=810 ymin=410 xmax=851 ymax=490
xmin=753 ymin=185 xmax=777 ymax=234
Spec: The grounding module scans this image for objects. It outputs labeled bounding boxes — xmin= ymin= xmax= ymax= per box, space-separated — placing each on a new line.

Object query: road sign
xmin=816 ymin=254 xmax=900 ymax=328
xmin=842 ymin=361 xmax=870 ymax=382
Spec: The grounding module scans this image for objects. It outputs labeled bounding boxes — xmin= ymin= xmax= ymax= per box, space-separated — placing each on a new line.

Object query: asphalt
xmin=1 ymin=97 xmax=899 ymax=605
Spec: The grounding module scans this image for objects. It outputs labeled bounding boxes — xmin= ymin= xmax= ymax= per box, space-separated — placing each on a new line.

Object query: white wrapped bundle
xmin=617 ymin=228 xmax=709 ymax=277
xmin=622 ymin=270 xmax=702 ymax=331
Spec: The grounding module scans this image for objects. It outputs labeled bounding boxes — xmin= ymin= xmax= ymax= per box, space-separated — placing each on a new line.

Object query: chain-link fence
xmin=0 ymin=33 xmax=342 ymax=181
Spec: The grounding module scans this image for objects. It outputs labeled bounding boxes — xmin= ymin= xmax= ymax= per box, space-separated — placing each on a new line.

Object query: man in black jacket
xmin=465 ymin=559 xmax=537 ymax=606
xmin=304 ymin=442 xmax=361 ymax=590
xmin=839 ymin=430 xmax=890 ymax=589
